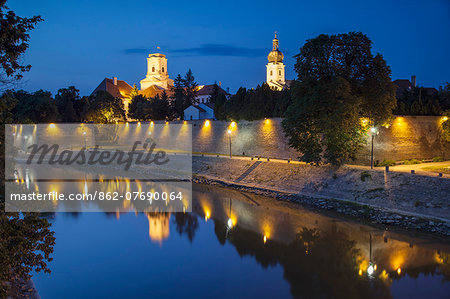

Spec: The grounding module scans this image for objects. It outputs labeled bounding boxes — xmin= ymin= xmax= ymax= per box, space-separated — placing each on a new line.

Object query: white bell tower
xmin=266 ymin=32 xmax=285 ymax=90
xmin=140 ymin=53 xmax=172 ymax=90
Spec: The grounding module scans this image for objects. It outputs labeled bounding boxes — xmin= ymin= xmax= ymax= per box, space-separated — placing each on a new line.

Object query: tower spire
xmin=272 ymin=31 xmax=279 ymax=50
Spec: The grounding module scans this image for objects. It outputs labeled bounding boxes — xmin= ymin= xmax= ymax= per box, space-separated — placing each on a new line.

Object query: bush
xmin=378 ymin=159 xmax=396 ymax=167
xmin=432 ymin=156 xmax=444 ymax=162
xmin=403 ymin=159 xmax=422 ymax=165
xmin=360 ymin=171 xmax=371 ymax=182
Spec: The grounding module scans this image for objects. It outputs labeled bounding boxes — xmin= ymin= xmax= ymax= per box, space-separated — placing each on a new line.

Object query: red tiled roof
xmin=92 ymin=78 xmax=133 ymax=99
xmin=196 ymin=84 xmax=228 ymax=96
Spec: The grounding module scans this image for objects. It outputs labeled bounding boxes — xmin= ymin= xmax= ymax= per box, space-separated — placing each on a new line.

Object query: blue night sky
xmin=8 ymin=0 xmax=450 ymax=96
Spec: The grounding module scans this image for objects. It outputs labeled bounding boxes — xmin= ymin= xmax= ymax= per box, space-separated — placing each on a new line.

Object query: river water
xmin=27 ymin=180 xmax=450 ymax=299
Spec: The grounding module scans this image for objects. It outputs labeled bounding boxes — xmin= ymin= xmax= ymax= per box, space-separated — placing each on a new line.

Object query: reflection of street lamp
xmin=227 ymin=198 xmax=233 ymax=232
xmin=367 ymin=233 xmax=377 ymax=276
xmin=83 ymin=131 xmax=87 ymax=149
xmin=370 ymin=127 xmax=379 ymax=169
xmin=227 ymin=129 xmax=232 ymax=158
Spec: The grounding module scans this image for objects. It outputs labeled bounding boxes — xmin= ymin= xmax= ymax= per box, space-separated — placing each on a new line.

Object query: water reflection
xmin=16 ymin=168 xmax=450 ymax=298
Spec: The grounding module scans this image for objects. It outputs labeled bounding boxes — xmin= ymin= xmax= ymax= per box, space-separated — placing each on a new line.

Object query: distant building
xmin=393 ymin=76 xmax=415 ymax=98
xmin=91 ymin=77 xmax=134 ymax=111
xmin=393 ymin=75 xmax=438 ymax=98
xmin=195 ymin=84 xmax=229 ymax=104
xmin=266 ymin=33 xmax=286 ymax=90
xmin=184 ymin=103 xmax=215 ymax=120
xmin=92 ymin=52 xmax=175 ymax=117
xmin=140 ymin=53 xmax=173 ymax=90
xmin=92 ymin=51 xmax=229 ymax=120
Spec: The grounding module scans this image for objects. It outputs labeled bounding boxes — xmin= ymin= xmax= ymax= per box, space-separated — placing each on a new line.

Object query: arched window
xmin=162 ymin=67 xmax=165 ymax=72
xmin=270 ymin=70 xmax=273 ymax=76
xmin=152 ymin=67 xmax=155 ymax=72
xmin=279 ymin=70 xmax=281 ymax=76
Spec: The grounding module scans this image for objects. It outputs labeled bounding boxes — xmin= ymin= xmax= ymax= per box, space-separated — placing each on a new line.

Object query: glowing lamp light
xmin=150 ymin=121 xmax=154 ymax=127
xmin=265 ymin=118 xmax=270 ymax=125
xmin=205 ymin=211 xmax=210 ymax=221
xmin=125 ymin=122 xmax=129 ymax=127
xmin=137 ymin=121 xmax=141 ymax=127
xmin=204 ymin=120 xmax=210 ymax=127
xmin=184 ymin=120 xmax=187 ymax=125
xmin=227 ymin=129 xmax=232 ymax=135
xmin=230 ymin=121 xmax=236 ymax=128
xmin=367 ymin=264 xmax=374 ymax=275
xmin=397 ymin=268 xmax=401 ymax=275
xmin=263 ymin=235 xmax=267 ymax=244
xmin=165 ymin=121 xmax=169 ymax=125
xmin=227 ymin=218 xmax=233 ymax=229
xmin=370 ymin=127 xmax=377 ymax=134
xmin=49 ymin=123 xmax=56 ymax=129
xmin=442 ymin=116 xmax=449 ymax=122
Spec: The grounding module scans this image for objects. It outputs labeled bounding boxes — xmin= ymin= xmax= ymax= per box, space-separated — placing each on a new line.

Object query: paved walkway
xmin=192 ymin=152 xmax=450 ymax=179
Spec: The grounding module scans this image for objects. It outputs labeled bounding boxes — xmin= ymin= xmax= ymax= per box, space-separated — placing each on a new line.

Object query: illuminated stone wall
xmin=189 ymin=118 xmax=298 ymax=159
xmin=186 ymin=116 xmax=449 ymax=163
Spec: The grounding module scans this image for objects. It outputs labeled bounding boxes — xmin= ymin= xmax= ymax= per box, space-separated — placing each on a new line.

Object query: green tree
xmin=294 ymin=32 xmax=396 ymax=126
xmin=208 ymin=83 xmax=220 ymax=104
xmin=220 ymin=84 xmax=290 ymax=120
xmin=171 ymin=74 xmax=185 ymax=119
xmin=84 ymin=91 xmax=125 ymax=123
xmin=6 ymin=90 xmax=59 ymax=123
xmin=0 ymin=210 xmax=55 ymax=298
xmin=283 ymin=78 xmax=365 ymax=164
xmin=284 ymin=32 xmax=396 ymax=165
xmin=128 ymin=94 xmax=148 ymax=121
xmin=183 ymin=69 xmax=198 ymax=107
xmin=0 ymin=6 xmax=54 ymax=297
xmin=130 ymin=83 xmax=139 ymax=99
xmin=55 ymin=86 xmax=80 ymax=122
xmin=214 ymin=93 xmax=228 ymax=120
xmin=0 ymin=0 xmax=42 ymax=87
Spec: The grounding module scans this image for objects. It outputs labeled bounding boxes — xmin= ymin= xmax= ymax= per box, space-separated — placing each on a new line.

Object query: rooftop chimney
xmin=113 ymin=77 xmax=118 ymax=86
xmin=219 ymin=81 xmax=222 ymax=87
xmin=411 ymin=75 xmax=416 ymax=88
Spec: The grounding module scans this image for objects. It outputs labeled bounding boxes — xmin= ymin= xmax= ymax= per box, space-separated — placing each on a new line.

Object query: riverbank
xmin=192 ymin=156 xmax=450 ymax=237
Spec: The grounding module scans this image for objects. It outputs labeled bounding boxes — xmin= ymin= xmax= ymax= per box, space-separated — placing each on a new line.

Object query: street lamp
xmin=370 ymin=127 xmax=379 ymax=169
xmin=227 ymin=129 xmax=232 ymax=158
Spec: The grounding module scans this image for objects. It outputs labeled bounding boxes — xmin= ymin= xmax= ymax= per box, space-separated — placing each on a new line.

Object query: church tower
xmin=266 ymin=32 xmax=285 ymax=90
xmin=140 ymin=53 xmax=173 ymax=90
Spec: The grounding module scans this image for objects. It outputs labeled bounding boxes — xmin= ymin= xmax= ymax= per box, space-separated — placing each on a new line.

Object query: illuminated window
xmin=152 ymin=67 xmax=155 ymax=72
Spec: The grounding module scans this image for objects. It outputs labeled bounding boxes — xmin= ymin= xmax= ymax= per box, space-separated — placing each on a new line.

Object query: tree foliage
xmin=84 ymin=90 xmax=125 ymax=123
xmin=170 ymin=70 xmax=199 ymax=119
xmin=283 ymin=32 xmax=396 ymax=165
xmin=0 ymin=0 xmax=42 ymax=86
xmin=394 ymin=83 xmax=449 ymax=116
xmin=128 ymin=92 xmax=170 ymax=121
xmin=0 ymin=210 xmax=55 ymax=298
xmin=216 ymin=83 xmax=292 ymax=120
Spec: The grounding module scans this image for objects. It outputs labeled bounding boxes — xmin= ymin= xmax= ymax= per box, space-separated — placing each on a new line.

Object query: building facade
xmin=184 ymin=103 xmax=215 ymax=120
xmin=266 ymin=33 xmax=286 ymax=90
xmin=140 ymin=53 xmax=174 ymax=90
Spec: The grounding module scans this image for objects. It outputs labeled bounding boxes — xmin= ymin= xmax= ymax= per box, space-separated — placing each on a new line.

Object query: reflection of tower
xmin=266 ymin=32 xmax=285 ymax=90
xmin=146 ymin=213 xmax=171 ymax=244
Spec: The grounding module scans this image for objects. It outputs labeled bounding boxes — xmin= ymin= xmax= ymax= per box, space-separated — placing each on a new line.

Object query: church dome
xmin=267 ymin=34 xmax=283 ymax=63
xmin=268 ymin=49 xmax=284 ymax=63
